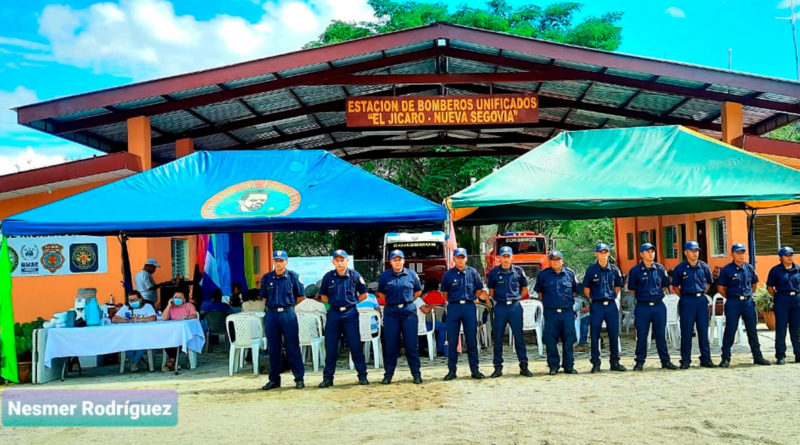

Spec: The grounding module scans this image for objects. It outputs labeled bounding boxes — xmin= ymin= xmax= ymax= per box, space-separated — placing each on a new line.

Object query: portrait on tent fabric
xmin=201 ymin=180 xmax=301 ymax=219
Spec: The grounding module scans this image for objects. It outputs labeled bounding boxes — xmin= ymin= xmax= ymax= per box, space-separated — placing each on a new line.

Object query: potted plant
xmin=13 ymin=318 xmax=45 ymax=383
xmin=753 ymin=285 xmax=775 ymax=330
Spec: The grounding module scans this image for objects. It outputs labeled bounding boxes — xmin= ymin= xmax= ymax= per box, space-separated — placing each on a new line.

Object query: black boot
xmin=519 ymin=364 xmax=533 ymax=377
xmin=591 ymin=362 xmax=601 ymax=373
xmin=490 ymin=367 xmax=503 ymax=378
xmin=443 ymin=370 xmax=457 ymax=381
xmin=754 ymin=357 xmax=771 ymax=366
xmin=661 ymin=362 xmax=678 ymax=370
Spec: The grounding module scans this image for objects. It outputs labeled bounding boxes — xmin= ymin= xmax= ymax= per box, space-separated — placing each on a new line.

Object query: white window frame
xmin=709 ymin=217 xmax=727 ymax=258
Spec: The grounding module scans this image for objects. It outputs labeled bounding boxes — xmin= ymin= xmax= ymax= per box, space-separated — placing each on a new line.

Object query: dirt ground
xmin=2 ymin=328 xmax=799 ymax=444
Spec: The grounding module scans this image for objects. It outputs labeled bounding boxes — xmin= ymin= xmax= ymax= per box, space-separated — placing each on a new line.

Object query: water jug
xmin=85 ymin=297 xmax=102 ymax=326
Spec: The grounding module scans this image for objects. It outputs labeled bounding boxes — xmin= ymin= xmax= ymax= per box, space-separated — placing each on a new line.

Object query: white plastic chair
xmin=664 ymin=294 xmax=681 ymax=347
xmin=417 ymin=305 xmax=436 ymax=361
xmin=512 ymin=299 xmax=544 ymax=356
xmin=298 ymin=312 xmax=325 ymax=372
xmin=620 ymin=293 xmax=636 ymax=334
xmin=710 ymin=293 xmax=745 ymax=347
xmin=573 ymin=297 xmax=590 ymax=343
xmin=119 ymin=350 xmax=154 ymax=373
xmin=350 ymin=309 xmax=383 ymax=369
xmin=226 ymin=313 xmax=267 ymax=376
xmin=477 ymin=304 xmax=492 ymax=348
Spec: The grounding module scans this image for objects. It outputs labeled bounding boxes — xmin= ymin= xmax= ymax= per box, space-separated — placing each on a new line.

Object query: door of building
xmin=695 ymin=220 xmax=708 ymax=263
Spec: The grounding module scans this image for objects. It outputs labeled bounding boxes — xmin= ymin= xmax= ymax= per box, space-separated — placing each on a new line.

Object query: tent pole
xmin=746 ymin=208 xmax=757 ymax=266
xmin=118 ymin=233 xmax=133 ymax=300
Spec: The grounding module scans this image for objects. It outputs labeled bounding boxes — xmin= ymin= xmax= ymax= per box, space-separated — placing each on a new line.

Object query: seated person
xmin=200 ymin=289 xmax=233 ymax=315
xmin=241 ymin=288 xmax=266 ymax=312
xmin=368 ymin=282 xmax=386 ymax=306
xmin=160 ymin=291 xmax=198 ymax=371
xmin=296 ymin=284 xmax=327 ymax=326
xmin=421 ymin=279 xmax=446 ymax=305
xmin=573 ymin=295 xmax=590 ymax=352
xmin=414 ymin=297 xmax=447 ymax=357
xmin=229 ymin=283 xmax=244 ymax=313
xmin=112 ymin=290 xmax=157 ymax=371
xmin=356 ymin=289 xmax=381 ymax=335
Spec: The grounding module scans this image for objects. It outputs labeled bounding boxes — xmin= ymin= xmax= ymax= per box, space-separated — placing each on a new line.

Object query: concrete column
xmin=175 ymin=138 xmax=194 ymax=158
xmin=721 ymin=102 xmax=743 ymax=146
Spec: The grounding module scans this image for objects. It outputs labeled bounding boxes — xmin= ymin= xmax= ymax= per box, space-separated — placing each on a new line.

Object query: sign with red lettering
xmin=346 ymin=94 xmax=539 ymax=127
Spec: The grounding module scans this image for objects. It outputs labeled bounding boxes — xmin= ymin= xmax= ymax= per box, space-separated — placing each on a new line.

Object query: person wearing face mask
xmin=113 ymin=290 xmax=157 ymax=371
xmin=160 ymin=291 xmax=199 ymax=372
xmin=582 ymin=243 xmax=626 ymax=374
xmin=534 ymin=250 xmax=579 ymax=375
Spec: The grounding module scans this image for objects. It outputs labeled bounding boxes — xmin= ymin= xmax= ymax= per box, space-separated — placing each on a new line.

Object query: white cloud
xmin=0 ymin=147 xmax=68 ymax=175
xmin=0 ymin=86 xmax=38 ymax=136
xmin=0 ymin=37 xmax=49 ymax=51
xmin=665 ymin=7 xmax=686 ymax=18
xmin=36 ymin=0 xmax=377 ymax=80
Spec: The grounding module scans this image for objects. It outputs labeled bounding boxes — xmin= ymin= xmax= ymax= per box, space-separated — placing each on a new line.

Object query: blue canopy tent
xmin=1 ymin=150 xmax=446 ymax=236
xmin=1 ymin=149 xmax=446 ymax=293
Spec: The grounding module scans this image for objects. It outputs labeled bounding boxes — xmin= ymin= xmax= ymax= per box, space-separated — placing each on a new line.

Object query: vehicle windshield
xmin=386 ymin=242 xmax=444 ymax=260
xmin=497 ymin=237 xmax=546 ymax=254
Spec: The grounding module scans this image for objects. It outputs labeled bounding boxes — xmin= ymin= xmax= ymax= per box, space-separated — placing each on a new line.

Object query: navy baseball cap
xmin=453 ymin=247 xmax=468 ymax=257
xmin=684 ymin=241 xmax=700 ymax=251
xmin=640 ymin=243 xmax=655 ymax=253
xmin=273 ymin=250 xmax=288 ymax=260
xmin=779 ymin=246 xmax=794 ymax=257
xmin=731 ymin=243 xmax=746 ymax=253
xmin=389 ymin=249 xmax=405 ymax=259
xmin=499 ymin=246 xmax=513 ymax=256
xmin=332 ymin=249 xmax=348 ymax=258
xmin=595 ymin=243 xmax=611 ymax=252
xmin=549 ymin=250 xmax=564 ymax=259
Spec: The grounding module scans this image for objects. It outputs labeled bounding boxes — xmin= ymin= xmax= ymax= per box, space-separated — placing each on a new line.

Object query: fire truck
xmin=484 ymin=232 xmax=550 ymax=281
xmin=383 ymin=231 xmax=447 ymax=284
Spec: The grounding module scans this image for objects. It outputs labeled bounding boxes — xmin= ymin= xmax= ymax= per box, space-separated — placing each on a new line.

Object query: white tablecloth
xmin=44 ymin=319 xmax=205 ymax=367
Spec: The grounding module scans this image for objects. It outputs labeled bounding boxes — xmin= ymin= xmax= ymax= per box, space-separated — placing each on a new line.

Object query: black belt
xmin=389 ymin=302 xmax=413 ymax=308
xmin=331 ymin=305 xmax=356 ymax=312
xmin=728 ymin=295 xmax=751 ymax=300
xmin=681 ymin=293 xmax=704 ymax=297
xmin=545 ymin=307 xmax=571 ymax=313
xmin=267 ymin=306 xmax=294 ymax=312
xmin=497 ymin=300 xmax=519 ymax=306
xmin=449 ymin=300 xmax=474 ymax=305
xmin=778 ymin=291 xmax=798 ymax=296
xmin=592 ymin=300 xmax=614 ymax=306
xmin=637 ymin=300 xmax=663 ymax=307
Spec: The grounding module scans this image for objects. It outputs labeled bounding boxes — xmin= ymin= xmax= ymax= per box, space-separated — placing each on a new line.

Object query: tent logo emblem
xmin=40 ymin=243 xmax=65 ymax=274
xmin=8 ymin=246 xmax=19 ymax=273
xmin=20 ymin=244 xmax=38 ymax=261
xmin=201 ymin=180 xmax=301 ymax=219
xmin=70 ymin=243 xmax=98 ymax=273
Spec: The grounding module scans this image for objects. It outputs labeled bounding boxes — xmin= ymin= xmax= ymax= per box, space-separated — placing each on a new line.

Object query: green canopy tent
xmin=447 ymin=125 xmax=800 ymax=263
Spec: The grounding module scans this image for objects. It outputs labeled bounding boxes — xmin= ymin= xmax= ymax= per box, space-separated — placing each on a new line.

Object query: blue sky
xmin=0 ymin=0 xmax=794 ymax=174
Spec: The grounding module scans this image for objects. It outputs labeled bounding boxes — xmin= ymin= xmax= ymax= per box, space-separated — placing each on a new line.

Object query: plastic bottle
xmin=85 ymin=297 xmax=102 ymax=326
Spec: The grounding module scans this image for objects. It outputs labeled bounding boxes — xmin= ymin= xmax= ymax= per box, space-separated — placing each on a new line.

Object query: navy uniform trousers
xmin=492 ymin=301 xmax=527 ymax=368
xmin=445 ymin=302 xmax=480 ymax=372
xmin=382 ymin=304 xmax=421 ymax=378
xmin=543 ymin=308 xmax=575 ymax=370
xmin=265 ymin=308 xmax=305 ymax=383
xmin=590 ymin=301 xmax=621 ymax=365
xmin=633 ymin=302 xmax=670 ymax=364
xmin=775 ymin=292 xmax=800 ymax=360
xmin=721 ymin=297 xmax=764 ymax=361
xmin=323 ymin=307 xmax=367 ymax=380
xmin=678 ymin=295 xmax=711 ymax=365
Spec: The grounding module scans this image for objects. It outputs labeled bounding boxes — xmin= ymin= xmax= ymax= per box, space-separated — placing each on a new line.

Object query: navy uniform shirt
xmin=718 ymin=262 xmax=759 ymax=297
xmin=320 ymin=268 xmax=367 ymax=307
xmin=582 ymin=262 xmax=623 ymax=301
xmin=671 ymin=260 xmax=712 ymax=295
xmin=766 ymin=263 xmax=800 ymax=294
xmin=260 ymin=269 xmax=304 ymax=307
xmin=378 ymin=268 xmax=422 ymax=304
xmin=441 ymin=266 xmax=484 ymax=303
xmin=627 ymin=261 xmax=669 ymax=301
xmin=487 ymin=265 xmax=528 ymax=301
xmin=533 ymin=266 xmax=578 ymax=308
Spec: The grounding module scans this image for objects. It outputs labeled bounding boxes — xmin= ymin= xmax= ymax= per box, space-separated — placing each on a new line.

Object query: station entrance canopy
xmin=13 ymin=23 xmax=800 ymax=164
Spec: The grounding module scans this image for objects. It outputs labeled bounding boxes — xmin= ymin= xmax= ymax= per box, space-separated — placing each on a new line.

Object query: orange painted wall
xmin=2 ymin=181 xmax=194 ymax=322
xmin=615 ymin=204 xmax=800 ymax=282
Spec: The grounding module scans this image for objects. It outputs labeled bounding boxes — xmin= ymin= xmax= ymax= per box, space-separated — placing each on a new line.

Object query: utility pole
xmin=778 ymin=0 xmax=800 ymax=80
